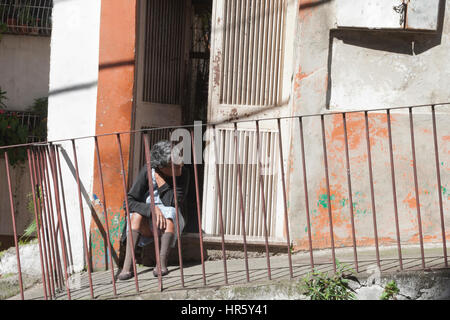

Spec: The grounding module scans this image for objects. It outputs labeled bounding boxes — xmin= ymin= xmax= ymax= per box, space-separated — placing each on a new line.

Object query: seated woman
xmin=118 ymin=140 xmax=189 ymax=280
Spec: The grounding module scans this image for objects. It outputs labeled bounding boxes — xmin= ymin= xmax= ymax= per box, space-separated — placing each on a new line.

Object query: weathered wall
xmin=47 ymin=0 xmax=102 ymax=272
xmin=90 ymin=0 xmax=137 ymax=271
xmin=0 ymin=35 xmax=50 ymax=110
xmin=287 ymin=0 xmax=450 ymax=251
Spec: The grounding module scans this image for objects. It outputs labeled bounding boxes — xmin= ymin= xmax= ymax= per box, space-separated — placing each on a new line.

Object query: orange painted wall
xmin=90 ymin=0 xmax=137 ymax=270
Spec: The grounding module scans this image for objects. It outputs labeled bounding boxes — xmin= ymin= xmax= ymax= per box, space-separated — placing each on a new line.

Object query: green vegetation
xmin=380 ymin=280 xmax=400 ymax=300
xmin=302 ymin=260 xmax=356 ymax=300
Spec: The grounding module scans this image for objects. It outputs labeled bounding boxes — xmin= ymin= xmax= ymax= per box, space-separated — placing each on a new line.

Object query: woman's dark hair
xmin=150 ymin=140 xmax=172 ymax=169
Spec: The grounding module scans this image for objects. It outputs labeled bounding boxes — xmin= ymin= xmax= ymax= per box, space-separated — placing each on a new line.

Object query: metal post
xmin=94 ymin=137 xmax=118 ymax=296
xmin=431 ymin=105 xmax=448 ymax=267
xmin=211 ymin=125 xmax=229 ymax=285
xmin=298 ymin=117 xmax=314 ymax=271
xmin=342 ymin=113 xmax=359 ymax=272
xmin=320 ymin=114 xmax=336 ymax=272
xmin=409 ymin=108 xmax=425 ymax=269
xmin=190 ymin=129 xmax=207 ymax=285
xmin=276 ymin=119 xmax=293 ymax=278
xmin=364 ymin=111 xmax=381 ymax=269
xmin=116 ymin=134 xmax=140 ymax=293
xmin=71 ymin=139 xmax=94 ymax=298
xmin=27 ymin=148 xmax=48 ymax=300
xmin=386 ymin=109 xmax=403 ymax=270
xmin=255 ymin=120 xmax=272 ymax=280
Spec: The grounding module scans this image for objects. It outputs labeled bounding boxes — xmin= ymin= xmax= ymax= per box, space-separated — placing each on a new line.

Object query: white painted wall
xmin=0 ymin=34 xmax=50 ymax=110
xmin=47 ymin=0 xmax=102 ymax=272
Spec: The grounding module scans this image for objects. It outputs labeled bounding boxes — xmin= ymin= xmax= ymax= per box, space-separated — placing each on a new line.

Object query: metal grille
xmin=0 ymin=0 xmax=52 ymax=37
xmin=1 ymin=110 xmax=44 ymax=142
xmin=142 ymin=0 xmax=185 ymax=105
xmin=220 ymin=0 xmax=286 ymax=106
xmin=212 ymin=128 xmax=279 ymax=237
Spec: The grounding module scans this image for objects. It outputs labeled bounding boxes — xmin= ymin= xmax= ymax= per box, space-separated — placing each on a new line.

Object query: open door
xmin=132 ymin=0 xmax=190 ymax=179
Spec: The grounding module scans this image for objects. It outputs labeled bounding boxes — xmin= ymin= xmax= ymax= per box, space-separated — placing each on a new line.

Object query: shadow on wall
xmin=325 ymin=0 xmax=446 ymax=108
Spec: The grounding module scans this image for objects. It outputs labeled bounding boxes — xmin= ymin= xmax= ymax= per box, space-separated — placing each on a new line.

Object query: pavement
xmin=8 ymin=243 xmax=449 ymax=300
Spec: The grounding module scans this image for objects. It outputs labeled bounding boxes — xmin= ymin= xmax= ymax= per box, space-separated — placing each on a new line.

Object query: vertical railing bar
xmin=94 ymin=137 xmax=118 ymax=296
xmin=320 ymin=114 xmax=336 ymax=272
xmin=47 ymin=144 xmax=72 ymax=299
xmin=431 ymin=105 xmax=448 ymax=267
xmin=276 ymin=119 xmax=293 ymax=278
xmin=116 ymin=134 xmax=140 ymax=293
xmin=71 ymin=139 xmax=95 ymax=298
xmin=4 ymin=151 xmax=24 ymax=300
xmin=170 ymin=141 xmax=185 ymax=288
xmin=364 ymin=111 xmax=381 ymax=269
xmin=29 ymin=148 xmax=51 ymax=299
xmin=55 ymin=145 xmax=75 ymax=270
xmin=142 ymin=133 xmax=163 ymax=292
xmin=233 ymin=123 xmax=250 ymax=282
xmin=386 ymin=109 xmax=403 ymax=270
xmin=211 ymin=124 xmax=229 ymax=284
xmin=255 ymin=120 xmax=272 ymax=279
xmin=41 ymin=147 xmax=64 ymax=291
xmin=190 ymin=128 xmax=207 ymax=285
xmin=298 ymin=117 xmax=314 ymax=271
xmin=35 ymin=147 xmax=56 ymax=298
xmin=342 ymin=113 xmax=359 ymax=272
xmin=409 ymin=107 xmax=425 ymax=269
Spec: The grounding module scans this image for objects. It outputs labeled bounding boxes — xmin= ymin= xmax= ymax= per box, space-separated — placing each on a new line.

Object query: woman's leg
xmin=154 ymin=218 xmax=175 ymax=277
xmin=118 ymin=213 xmax=152 ymax=280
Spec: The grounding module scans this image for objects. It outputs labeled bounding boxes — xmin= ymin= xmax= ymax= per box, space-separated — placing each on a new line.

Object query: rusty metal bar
xmin=170 ymin=140 xmax=185 ymax=288
xmin=276 ymin=119 xmax=293 ymax=278
xmin=116 ymin=134 xmax=140 ymax=293
xmin=409 ymin=107 xmax=425 ymax=269
xmin=30 ymin=147 xmax=52 ymax=299
xmin=298 ymin=117 xmax=314 ymax=271
xmin=431 ymin=105 xmax=448 ymax=267
xmin=211 ymin=124 xmax=229 ymax=285
xmin=190 ymin=128 xmax=207 ymax=285
xmin=47 ymin=144 xmax=72 ymax=299
xmin=255 ymin=120 xmax=272 ymax=280
xmin=233 ymin=122 xmax=250 ymax=282
xmin=35 ymin=147 xmax=56 ymax=297
xmin=142 ymin=133 xmax=163 ymax=291
xmin=42 ymin=147 xmax=64 ymax=290
xmin=55 ymin=145 xmax=75 ymax=270
xmin=386 ymin=109 xmax=403 ymax=270
xmin=4 ymin=151 xmax=24 ymax=300
xmin=93 ymin=137 xmax=117 ymax=296
xmin=71 ymin=139 xmax=94 ymax=298
xmin=37 ymin=147 xmax=60 ymax=294
xmin=27 ymin=148 xmax=48 ymax=300
xmin=342 ymin=113 xmax=359 ymax=272
xmin=320 ymin=114 xmax=336 ymax=272
xmin=364 ymin=111 xmax=381 ymax=268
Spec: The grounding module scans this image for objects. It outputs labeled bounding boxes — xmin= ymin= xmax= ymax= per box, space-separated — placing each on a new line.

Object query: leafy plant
xmin=302 ymin=260 xmax=357 ymax=300
xmin=0 ymin=109 xmax=29 ymax=166
xmin=380 ymin=280 xmax=400 ymax=300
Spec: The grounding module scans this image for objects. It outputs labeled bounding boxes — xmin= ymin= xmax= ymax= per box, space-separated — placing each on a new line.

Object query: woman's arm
xmin=127 ymin=165 xmax=151 ymax=218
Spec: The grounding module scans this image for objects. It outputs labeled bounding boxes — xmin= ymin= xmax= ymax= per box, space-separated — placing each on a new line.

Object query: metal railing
xmin=0 ymin=0 xmax=52 ymax=37
xmin=0 ymin=102 xmax=448 ymax=299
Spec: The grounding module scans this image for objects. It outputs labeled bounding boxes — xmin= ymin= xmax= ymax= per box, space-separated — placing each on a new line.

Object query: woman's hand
xmin=154 ymin=206 xmax=167 ymax=230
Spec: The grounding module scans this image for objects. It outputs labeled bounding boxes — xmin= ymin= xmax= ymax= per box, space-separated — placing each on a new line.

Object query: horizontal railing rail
xmin=0 ymin=102 xmax=448 ymax=299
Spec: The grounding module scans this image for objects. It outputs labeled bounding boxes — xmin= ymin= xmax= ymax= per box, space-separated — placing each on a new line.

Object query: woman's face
xmin=159 ymin=163 xmax=183 ymax=177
